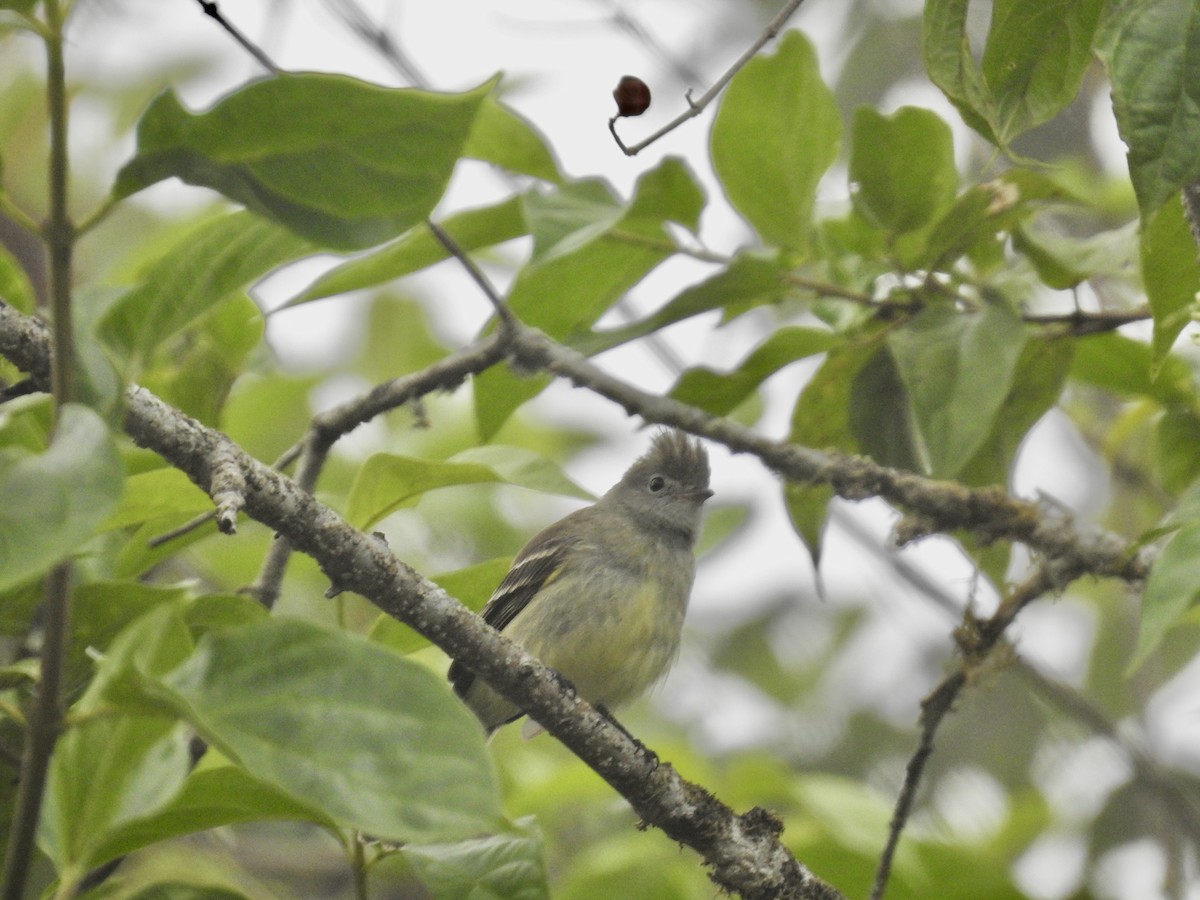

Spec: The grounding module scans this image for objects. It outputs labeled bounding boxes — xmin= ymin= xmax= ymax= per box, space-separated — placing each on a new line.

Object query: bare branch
xmin=195 ymin=0 xmax=280 ymax=74
xmin=610 ymin=0 xmax=809 ymax=156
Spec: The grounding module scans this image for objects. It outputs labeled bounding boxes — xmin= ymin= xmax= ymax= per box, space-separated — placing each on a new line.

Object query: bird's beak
xmin=688 ymin=488 xmax=714 ymax=503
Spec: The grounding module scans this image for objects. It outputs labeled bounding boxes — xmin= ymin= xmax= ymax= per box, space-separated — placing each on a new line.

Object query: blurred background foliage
xmin=1 ymin=0 xmax=1199 ymax=898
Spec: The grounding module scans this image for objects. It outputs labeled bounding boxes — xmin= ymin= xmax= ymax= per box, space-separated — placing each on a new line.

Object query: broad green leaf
xmin=369 ymin=557 xmax=513 ymax=655
xmin=1140 ymin=194 xmax=1200 ymax=375
xmin=956 ymin=337 xmax=1074 ymax=586
xmin=42 ymin=604 xmax=195 ymax=879
xmin=1132 ymin=480 xmax=1200 ymax=669
xmin=453 ymin=445 xmax=593 ymax=499
xmin=283 ymin=196 xmax=528 ymax=308
xmin=151 ymin=618 xmax=503 ymax=842
xmin=711 ymin=30 xmax=840 ymax=253
xmin=347 ymin=446 xmax=589 ymax=530
xmin=791 ymin=331 xmax=889 ymax=454
xmin=91 ymin=763 xmax=337 ymax=867
xmin=115 ymin=74 xmax=493 ymax=250
xmin=887 ymin=303 xmax=1028 ymax=478
xmin=220 ymin=372 xmax=321 ymax=464
xmin=923 ymin=0 xmax=1000 ymax=144
xmin=671 ymin=327 xmax=838 ymax=417
xmin=509 ymin=160 xmax=703 ymax=336
xmin=0 ymin=404 xmax=123 ymax=593
xmin=523 ymin=178 xmax=623 ymax=261
xmin=138 ymin=292 xmax=267 ymax=426
xmin=0 ymin=238 xmax=34 ymax=313
xmin=788 ymin=333 xmax=888 ymax=567
xmin=1096 ymin=0 xmax=1200 ymax=217
xmin=981 ymin=0 xmax=1103 ymax=143
xmin=1012 ymin=219 xmax=1138 ymax=289
xmin=0 ymin=392 xmax=51 ymax=454
xmin=957 ymin=336 xmax=1074 ymax=488
xmin=849 ymin=348 xmax=923 ymax=474
xmin=96 ymin=212 xmax=304 ymax=372
xmin=575 ymin=254 xmax=795 ymax=356
xmin=783 ymin=482 xmax=834 ymax=574
xmin=474 ymin=160 xmax=705 ymax=438
xmin=402 ymin=817 xmax=548 ymax=900
xmin=1157 ymin=409 xmax=1200 ymax=494
xmin=473 ymin=369 xmax=552 ymax=444
xmin=466 ymin=95 xmax=562 ymax=184
xmin=924 ymin=181 xmax=1023 ymax=269
xmin=850 ymin=106 xmax=957 ymax=235
xmin=69 ymin=581 xmax=193 ymax=685
xmin=1070 ymin=332 xmax=1196 ymax=407
xmin=103 ymin=467 xmax=213 ymax=531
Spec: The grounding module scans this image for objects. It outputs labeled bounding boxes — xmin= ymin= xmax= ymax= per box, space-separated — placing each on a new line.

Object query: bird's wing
xmin=447 ymin=524 xmax=582 ymax=698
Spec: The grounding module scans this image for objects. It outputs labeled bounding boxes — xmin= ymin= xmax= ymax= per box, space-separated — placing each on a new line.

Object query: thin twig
xmin=2 ymin=3 xmax=74 ymax=894
xmin=610 ymin=0 xmax=808 ymax=156
xmin=869 ymin=565 xmax=1057 ymax=900
xmin=323 ymin=0 xmax=427 ymax=86
xmin=195 ymin=0 xmax=281 ymax=74
xmin=426 ymin=220 xmax=519 ymax=335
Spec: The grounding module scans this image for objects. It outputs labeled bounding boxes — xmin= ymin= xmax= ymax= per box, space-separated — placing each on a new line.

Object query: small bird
xmin=449 ymin=430 xmax=712 ymax=737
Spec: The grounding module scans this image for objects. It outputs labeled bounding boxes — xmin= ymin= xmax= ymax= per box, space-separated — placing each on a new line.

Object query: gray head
xmin=606 ymin=430 xmax=712 ymax=545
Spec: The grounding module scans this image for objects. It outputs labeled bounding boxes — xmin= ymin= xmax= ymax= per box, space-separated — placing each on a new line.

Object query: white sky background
xmin=39 ymin=2 xmax=1200 ymax=895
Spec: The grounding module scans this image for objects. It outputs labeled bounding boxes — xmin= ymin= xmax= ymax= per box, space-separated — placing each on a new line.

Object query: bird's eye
xmin=648 ymin=475 xmax=666 ymax=493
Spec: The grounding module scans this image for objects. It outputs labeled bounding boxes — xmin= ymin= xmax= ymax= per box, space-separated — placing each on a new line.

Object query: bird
xmin=448 ymin=429 xmax=712 ymax=737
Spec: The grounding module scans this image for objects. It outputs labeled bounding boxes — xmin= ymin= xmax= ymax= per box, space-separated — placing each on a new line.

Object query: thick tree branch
xmin=502 ymin=326 xmax=1148 ymax=584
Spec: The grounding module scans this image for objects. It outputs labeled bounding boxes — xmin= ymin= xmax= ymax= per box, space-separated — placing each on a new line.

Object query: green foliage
xmin=711 ymin=30 xmax=840 ymax=254
xmin=0 ymin=403 xmax=122 ymax=593
xmin=115 ymin=74 xmax=495 ymax=250
xmin=2 ymin=1 xmax=1200 ymax=897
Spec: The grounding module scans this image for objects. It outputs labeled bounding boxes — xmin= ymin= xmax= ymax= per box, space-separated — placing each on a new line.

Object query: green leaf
xmin=0 ymin=238 xmax=35 ymax=314
xmin=0 ymin=404 xmax=123 ymax=593
xmin=510 ymin=160 xmax=703 ymax=337
xmin=91 ymin=763 xmax=337 ymax=867
xmin=671 ymin=327 xmax=839 ymax=417
xmin=887 ymin=302 xmax=1028 ymax=478
xmin=347 ymin=446 xmax=589 ymax=530
xmin=1012 ymin=219 xmax=1138 ymax=289
xmin=788 ymin=334 xmax=888 ymax=568
xmin=474 ymin=160 xmax=705 ymax=438
xmin=957 ymin=336 xmax=1074 ymax=488
xmin=151 ymin=618 xmax=503 ymax=842
xmin=42 ymin=604 xmax=195 ymax=879
xmin=575 ymin=253 xmax=795 ymax=356
xmin=711 ymin=30 xmax=841 ymax=253
xmin=783 ymin=482 xmax=834 ymax=573
xmin=115 ymin=74 xmax=493 ymax=250
xmin=980 ymin=0 xmax=1104 ymax=143
xmin=849 ymin=348 xmax=923 ymax=474
xmin=849 ymin=106 xmax=957 ymax=235
xmin=1157 ymin=410 xmax=1200 ymax=494
xmin=923 ymin=0 xmax=1001 ymax=144
xmin=283 ymin=196 xmax=528 ymax=308
xmin=103 ymin=467 xmax=213 ymax=531
xmin=1096 ymin=0 xmax=1200 ymax=218
xmin=1132 ymin=480 xmax=1200 ymax=670
xmin=1141 ymin=194 xmax=1200 ymax=375
xmin=96 ymin=212 xmax=305 ymax=372
xmin=402 ymin=817 xmax=549 ymax=900
xmin=466 ymin=95 xmax=562 ymax=184
xmin=1070 ymin=332 xmax=1196 ymax=407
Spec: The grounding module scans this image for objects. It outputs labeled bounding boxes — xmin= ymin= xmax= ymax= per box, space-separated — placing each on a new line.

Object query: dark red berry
xmin=613 ymin=75 xmax=651 ymax=117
